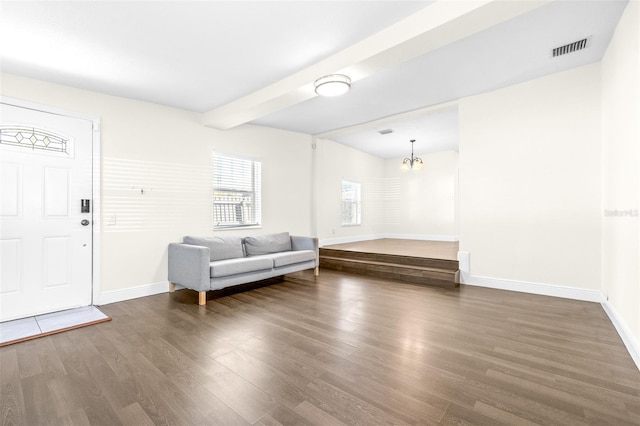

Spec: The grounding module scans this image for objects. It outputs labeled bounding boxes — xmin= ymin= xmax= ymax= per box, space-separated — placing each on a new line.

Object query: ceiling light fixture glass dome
xmin=314 ymin=74 xmax=351 ymax=96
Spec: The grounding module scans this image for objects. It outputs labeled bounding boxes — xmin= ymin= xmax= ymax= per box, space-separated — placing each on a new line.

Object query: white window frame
xmin=341 ymin=179 xmax=361 ymax=226
xmin=212 ymin=153 xmax=262 ymax=230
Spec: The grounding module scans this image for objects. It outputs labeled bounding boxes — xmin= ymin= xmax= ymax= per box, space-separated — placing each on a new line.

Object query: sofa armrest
xmin=168 ymin=243 xmax=210 ymax=292
xmin=291 ymin=236 xmax=319 ymax=262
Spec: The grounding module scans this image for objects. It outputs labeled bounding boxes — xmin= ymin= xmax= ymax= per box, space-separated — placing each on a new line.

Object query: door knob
xmin=81 ymin=219 xmax=90 ymax=226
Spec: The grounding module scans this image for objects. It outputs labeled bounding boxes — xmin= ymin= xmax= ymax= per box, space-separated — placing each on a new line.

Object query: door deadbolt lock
xmin=81 ymin=219 xmax=90 ymax=226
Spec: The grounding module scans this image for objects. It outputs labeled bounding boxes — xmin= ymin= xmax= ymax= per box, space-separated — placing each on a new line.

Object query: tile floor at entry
xmin=0 ymin=306 xmax=108 ymax=346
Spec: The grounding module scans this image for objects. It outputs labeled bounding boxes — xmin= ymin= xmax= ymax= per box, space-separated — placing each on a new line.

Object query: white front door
xmin=0 ymin=102 xmax=94 ymax=322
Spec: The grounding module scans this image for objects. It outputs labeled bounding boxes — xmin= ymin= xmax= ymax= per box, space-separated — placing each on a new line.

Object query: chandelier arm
xmin=400 ymin=139 xmax=423 ymax=171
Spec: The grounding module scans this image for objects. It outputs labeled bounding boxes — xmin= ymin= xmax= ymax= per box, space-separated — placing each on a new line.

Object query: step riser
xmin=319 ymin=248 xmax=458 ymax=271
xmin=320 ymin=258 xmax=458 ymax=288
xmin=320 ymin=258 xmax=456 ymax=280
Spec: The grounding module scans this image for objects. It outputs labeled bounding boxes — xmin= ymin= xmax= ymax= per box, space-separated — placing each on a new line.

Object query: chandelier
xmin=401 ymin=139 xmax=424 ymax=171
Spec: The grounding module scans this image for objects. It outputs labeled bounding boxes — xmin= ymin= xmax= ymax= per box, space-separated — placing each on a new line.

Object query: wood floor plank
xmin=293 ymin=400 xmax=347 ymax=426
xmin=33 ymin=336 xmax=67 ymax=380
xmin=20 ymin=374 xmax=57 ymax=425
xmin=118 ymin=402 xmax=155 ymax=426
xmin=48 ymin=333 xmax=123 ymax=425
xmin=200 ymin=402 xmax=251 ymax=426
xmin=459 ymin=373 xmax=589 ymax=426
xmin=317 ymin=368 xmax=449 ymax=423
xmin=440 ymin=402 xmax=508 ymax=426
xmin=255 ymin=404 xmax=313 ymax=426
xmin=202 ymin=358 xmax=278 ymax=424
xmin=472 ymin=400 xmax=541 ymax=426
xmin=486 ymin=359 xmax=640 ymax=416
xmin=215 ymin=349 xmax=310 ymax=410
xmin=0 ymin=348 xmax=26 ymax=426
xmin=303 ymin=376 xmax=405 ymax=425
xmin=322 ymin=238 xmax=459 ymax=260
xmin=15 ymin=341 xmax=42 ymax=379
xmin=485 ymin=368 xmax=639 ymax=424
xmin=233 ymin=335 xmax=326 ymax=386
xmin=97 ymin=326 xmax=186 ymax=425
xmin=56 ymin=409 xmax=92 ymax=426
xmin=1 ymin=269 xmax=639 ymax=425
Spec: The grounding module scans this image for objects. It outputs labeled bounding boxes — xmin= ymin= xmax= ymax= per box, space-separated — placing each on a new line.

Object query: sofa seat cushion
xmin=244 ymin=232 xmax=291 ymax=256
xmin=184 ymin=236 xmax=244 ymax=261
xmin=210 ymin=257 xmax=273 ymax=278
xmin=270 ymin=250 xmax=316 ymax=268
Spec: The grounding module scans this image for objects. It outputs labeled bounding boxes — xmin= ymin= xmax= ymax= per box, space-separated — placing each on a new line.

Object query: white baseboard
xmin=601 ymin=301 xmax=640 ymax=371
xmin=319 ymin=233 xmax=458 ymax=246
xmin=383 ymin=233 xmax=459 ymax=242
xmin=461 ymin=273 xmax=607 ymax=303
xmin=97 ymin=281 xmax=171 ymax=305
xmin=457 ymin=251 xmax=470 ymax=273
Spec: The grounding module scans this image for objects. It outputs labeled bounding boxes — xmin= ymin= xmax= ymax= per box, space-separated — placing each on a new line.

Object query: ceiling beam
xmin=201 ymin=0 xmax=552 ymax=130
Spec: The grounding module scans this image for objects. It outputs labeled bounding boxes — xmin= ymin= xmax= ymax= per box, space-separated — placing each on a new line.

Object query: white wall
xmin=315 ymin=138 xmax=386 ymax=243
xmin=601 ymin=0 xmax=640 ymax=356
xmin=458 ymin=63 xmax=602 ymax=291
xmin=0 ymin=73 xmax=313 ymax=299
xmin=314 ymin=138 xmax=459 ymax=244
xmin=383 ymin=150 xmax=458 ymax=239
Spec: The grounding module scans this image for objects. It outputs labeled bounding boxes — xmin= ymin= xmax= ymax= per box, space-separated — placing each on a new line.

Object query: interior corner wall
xmin=315 ymin=138 xmax=386 ymax=243
xmin=383 ymin=150 xmax=458 ymax=239
xmin=0 ymin=73 xmax=313 ymax=298
xmin=458 ymin=63 xmax=602 ymax=291
xmin=601 ymin=0 xmax=640 ymax=345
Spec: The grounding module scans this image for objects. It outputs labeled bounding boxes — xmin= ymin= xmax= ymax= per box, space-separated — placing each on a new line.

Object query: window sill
xmin=213 ymin=225 xmax=262 ymax=231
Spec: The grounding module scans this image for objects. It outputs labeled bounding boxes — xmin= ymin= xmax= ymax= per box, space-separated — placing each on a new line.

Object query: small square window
xmin=213 ymin=154 xmax=261 ymax=229
xmin=341 ymin=180 xmax=361 ymax=226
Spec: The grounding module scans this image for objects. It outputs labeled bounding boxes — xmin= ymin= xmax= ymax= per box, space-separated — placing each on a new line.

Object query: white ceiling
xmin=0 ymin=1 xmax=628 ymax=159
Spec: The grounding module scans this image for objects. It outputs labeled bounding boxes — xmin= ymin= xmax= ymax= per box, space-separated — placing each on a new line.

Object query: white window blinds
xmin=341 ymin=179 xmax=361 ymax=226
xmin=213 ymin=154 xmax=262 ymax=229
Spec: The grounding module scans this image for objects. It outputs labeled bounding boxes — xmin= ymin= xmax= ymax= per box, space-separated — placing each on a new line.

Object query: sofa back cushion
xmin=244 ymin=232 xmax=291 ymax=256
xmin=183 ymin=236 xmax=244 ymax=261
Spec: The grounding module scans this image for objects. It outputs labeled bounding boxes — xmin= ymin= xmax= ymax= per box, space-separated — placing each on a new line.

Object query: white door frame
xmin=1 ymin=96 xmax=101 ymax=306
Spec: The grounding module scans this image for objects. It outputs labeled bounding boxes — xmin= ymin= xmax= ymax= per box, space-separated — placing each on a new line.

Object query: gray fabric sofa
xmin=168 ymin=232 xmax=319 ymax=305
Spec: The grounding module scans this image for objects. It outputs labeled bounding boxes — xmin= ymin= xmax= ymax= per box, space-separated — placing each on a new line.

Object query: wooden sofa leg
xmin=198 ymin=291 xmax=206 ymax=305
xmin=314 ymin=266 xmax=319 ymax=277
xmin=169 ymin=282 xmax=176 ymax=293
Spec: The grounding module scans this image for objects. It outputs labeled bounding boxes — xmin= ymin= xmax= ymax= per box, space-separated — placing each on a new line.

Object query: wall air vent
xmin=552 ymin=37 xmax=590 ymax=57
xmin=378 ymin=129 xmax=394 ymax=135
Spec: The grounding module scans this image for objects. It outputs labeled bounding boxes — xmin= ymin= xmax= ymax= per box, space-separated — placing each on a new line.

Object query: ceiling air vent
xmin=378 ymin=128 xmax=394 ymax=135
xmin=552 ymin=37 xmax=590 ymax=57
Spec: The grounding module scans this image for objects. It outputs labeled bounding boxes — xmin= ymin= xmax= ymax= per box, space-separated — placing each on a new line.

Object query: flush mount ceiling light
xmin=401 ymin=139 xmax=424 ymax=171
xmin=314 ymin=74 xmax=351 ymax=96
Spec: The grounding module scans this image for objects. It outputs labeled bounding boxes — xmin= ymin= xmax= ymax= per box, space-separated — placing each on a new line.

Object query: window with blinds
xmin=213 ymin=154 xmax=262 ymax=229
xmin=341 ymin=179 xmax=361 ymax=226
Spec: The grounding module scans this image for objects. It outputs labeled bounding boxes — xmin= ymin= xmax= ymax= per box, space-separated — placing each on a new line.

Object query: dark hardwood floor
xmin=1 ymin=269 xmax=639 ymax=425
xmin=321 ymin=239 xmax=459 ymax=261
